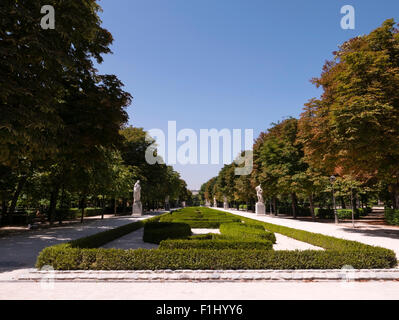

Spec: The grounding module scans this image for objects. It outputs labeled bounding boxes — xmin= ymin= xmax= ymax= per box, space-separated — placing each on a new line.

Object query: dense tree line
xmin=201 ymin=20 xmax=399 ymax=218
xmin=0 ymin=1 xmax=190 ymax=225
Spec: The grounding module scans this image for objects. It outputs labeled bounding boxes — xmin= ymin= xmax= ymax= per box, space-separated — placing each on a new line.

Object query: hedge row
xmin=159 ymin=239 xmax=273 ymax=250
xmin=219 ymin=222 xmax=277 ymax=244
xmin=385 ymin=208 xmax=399 ymax=226
xmin=237 ymin=215 xmax=381 ymax=251
xmin=314 ymin=208 xmax=371 ymax=220
xmin=53 ymin=214 xmax=163 ymax=250
xmin=143 ymin=222 xmax=192 ymax=244
xmin=35 ymin=207 xmax=398 ymax=270
xmin=159 ymin=207 xmax=241 ymax=228
xmin=36 ymin=247 xmax=396 ymax=270
xmin=56 ymin=208 xmax=104 ymax=220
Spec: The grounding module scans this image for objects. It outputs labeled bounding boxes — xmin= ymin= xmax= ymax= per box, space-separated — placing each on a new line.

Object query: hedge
xmin=50 ymin=214 xmax=163 ymax=250
xmin=159 ymin=207 xmax=241 ymax=228
xmin=385 ymin=208 xmax=399 ymax=226
xmin=143 ymin=222 xmax=192 ymax=244
xmin=36 ymin=247 xmax=396 ymax=270
xmin=315 ymin=208 xmax=371 ymax=220
xmin=159 ymin=239 xmax=273 ymax=250
xmin=36 ymin=207 xmax=398 ymax=270
xmin=219 ymin=222 xmax=277 ymax=244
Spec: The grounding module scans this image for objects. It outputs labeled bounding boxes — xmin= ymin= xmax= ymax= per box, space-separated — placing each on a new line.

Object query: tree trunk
xmin=8 ymin=176 xmax=27 ymax=215
xmin=2 ymin=198 xmax=8 ymax=215
xmin=309 ymin=193 xmax=315 ymax=221
xmin=340 ymin=197 xmax=346 ymax=209
xmin=49 ymin=186 xmax=60 ymax=225
xmin=122 ymin=198 xmax=127 ymax=215
xmin=273 ymin=197 xmax=277 ymax=216
xmin=113 ymin=198 xmax=117 ymax=215
xmin=291 ymin=193 xmax=297 ymax=219
xmin=101 ymin=195 xmax=105 ymax=220
xmin=80 ymin=196 xmax=86 ymax=223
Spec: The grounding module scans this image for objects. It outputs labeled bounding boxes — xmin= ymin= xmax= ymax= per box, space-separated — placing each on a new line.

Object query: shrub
xmin=385 ymin=208 xmax=399 ymax=226
xmin=143 ymin=222 xmax=192 ymax=244
xmin=159 ymin=239 xmax=273 ymax=250
xmin=314 ymin=208 xmax=334 ymax=219
xmin=219 ymin=222 xmax=276 ymax=243
xmin=36 ymin=247 xmax=397 ymax=270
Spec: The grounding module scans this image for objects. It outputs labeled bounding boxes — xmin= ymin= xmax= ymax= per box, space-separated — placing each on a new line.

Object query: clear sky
xmin=95 ymin=0 xmax=399 ymax=190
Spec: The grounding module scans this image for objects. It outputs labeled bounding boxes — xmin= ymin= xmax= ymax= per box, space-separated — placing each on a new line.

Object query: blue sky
xmin=96 ymin=0 xmax=399 ymax=189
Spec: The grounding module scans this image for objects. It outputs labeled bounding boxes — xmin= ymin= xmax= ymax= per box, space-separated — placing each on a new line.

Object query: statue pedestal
xmin=223 ymin=202 xmax=229 ymax=209
xmin=256 ymin=202 xmax=266 ymax=215
xmin=132 ymin=201 xmax=142 ymax=216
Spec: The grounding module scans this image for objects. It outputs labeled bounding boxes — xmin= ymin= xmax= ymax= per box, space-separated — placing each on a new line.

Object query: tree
xmin=300 ymin=19 xmax=399 ymax=208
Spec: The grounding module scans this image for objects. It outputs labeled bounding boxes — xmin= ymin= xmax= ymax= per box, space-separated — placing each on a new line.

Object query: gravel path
xmin=192 ymin=228 xmax=323 ymax=251
xmin=215 ymin=208 xmax=399 ymax=257
xmin=0 ymin=213 xmax=161 ymax=271
xmin=273 ymin=233 xmax=323 ymax=251
xmin=102 ymin=228 xmax=158 ymax=250
xmin=2 ymin=281 xmax=399 ymax=300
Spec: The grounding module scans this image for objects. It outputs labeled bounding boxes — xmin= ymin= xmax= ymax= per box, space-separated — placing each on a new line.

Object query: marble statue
xmin=255 ymin=184 xmax=265 ymax=215
xmin=132 ymin=180 xmax=143 ymax=216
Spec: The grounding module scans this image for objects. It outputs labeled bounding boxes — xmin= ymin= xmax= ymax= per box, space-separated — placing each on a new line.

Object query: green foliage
xmin=219 ymin=222 xmax=277 ymax=243
xmin=159 ymin=239 xmax=273 ymax=250
xmin=385 ymin=208 xmax=399 ymax=225
xmin=159 ymin=207 xmax=240 ymax=228
xmin=36 ymin=247 xmax=397 ymax=271
xmin=143 ymin=222 xmax=192 ymax=244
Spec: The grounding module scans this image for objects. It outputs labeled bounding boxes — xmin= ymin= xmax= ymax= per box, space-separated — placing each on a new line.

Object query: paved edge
xmin=9 ymin=269 xmax=399 ymax=282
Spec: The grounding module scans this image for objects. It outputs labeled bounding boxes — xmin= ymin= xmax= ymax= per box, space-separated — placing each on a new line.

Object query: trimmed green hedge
xmin=36 ymin=207 xmax=398 ymax=270
xmin=159 ymin=239 xmax=273 ymax=250
xmin=315 ymin=208 xmax=371 ymax=220
xmin=219 ymin=222 xmax=276 ymax=244
xmin=143 ymin=222 xmax=192 ymax=244
xmin=36 ymin=247 xmax=396 ymax=270
xmin=159 ymin=207 xmax=241 ymax=228
xmin=385 ymin=208 xmax=399 ymax=226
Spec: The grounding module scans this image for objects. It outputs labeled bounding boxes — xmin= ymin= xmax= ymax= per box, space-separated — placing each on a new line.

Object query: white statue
xmin=132 ymin=180 xmax=142 ymax=216
xmin=255 ymin=185 xmax=265 ymax=215
xmin=256 ymin=185 xmax=264 ymax=203
xmin=213 ymin=197 xmax=217 ymax=207
xmin=223 ymin=196 xmax=229 ymax=209
xmin=133 ymin=180 xmax=141 ymax=202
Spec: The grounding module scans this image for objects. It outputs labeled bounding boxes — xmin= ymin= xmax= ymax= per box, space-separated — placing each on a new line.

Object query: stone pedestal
xmin=224 ymin=202 xmax=229 ymax=209
xmin=256 ymin=202 xmax=266 ymax=215
xmin=132 ymin=201 xmax=142 ymax=216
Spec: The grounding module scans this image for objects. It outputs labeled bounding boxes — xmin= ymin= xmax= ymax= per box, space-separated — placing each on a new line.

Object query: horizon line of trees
xmin=200 ymin=19 xmax=399 ymax=219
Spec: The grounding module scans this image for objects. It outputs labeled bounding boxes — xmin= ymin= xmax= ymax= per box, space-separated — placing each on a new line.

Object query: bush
xmin=143 ymin=222 xmax=192 ymax=244
xmin=219 ymin=222 xmax=276 ymax=243
xmin=315 ymin=208 xmax=370 ymax=220
xmin=56 ymin=208 xmax=104 ymax=220
xmin=314 ymin=208 xmax=334 ymax=219
xmin=385 ymin=208 xmax=399 ymax=226
xmin=159 ymin=207 xmax=240 ymax=228
xmin=36 ymin=247 xmax=397 ymax=270
xmin=159 ymin=239 xmax=273 ymax=250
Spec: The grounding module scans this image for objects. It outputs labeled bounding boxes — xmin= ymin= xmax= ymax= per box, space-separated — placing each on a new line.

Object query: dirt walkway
xmin=0 ymin=214 xmax=160 ymax=271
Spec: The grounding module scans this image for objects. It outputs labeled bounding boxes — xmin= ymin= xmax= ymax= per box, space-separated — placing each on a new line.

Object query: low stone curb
xmin=14 ymin=269 xmax=399 ymax=282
